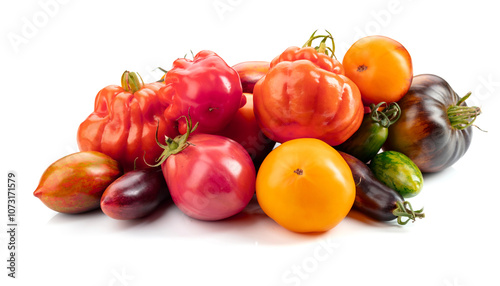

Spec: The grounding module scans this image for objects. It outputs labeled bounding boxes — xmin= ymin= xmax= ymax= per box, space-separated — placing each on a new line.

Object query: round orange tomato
xmin=256 ymin=138 xmax=355 ymax=233
xmin=342 ymin=35 xmax=413 ymax=106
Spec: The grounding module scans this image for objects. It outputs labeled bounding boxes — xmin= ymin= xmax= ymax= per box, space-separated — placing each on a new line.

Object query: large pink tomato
xmin=153 ymin=123 xmax=256 ymax=221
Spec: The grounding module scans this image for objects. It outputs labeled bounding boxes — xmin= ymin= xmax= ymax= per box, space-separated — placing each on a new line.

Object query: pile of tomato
xmin=34 ymin=31 xmax=481 ymax=233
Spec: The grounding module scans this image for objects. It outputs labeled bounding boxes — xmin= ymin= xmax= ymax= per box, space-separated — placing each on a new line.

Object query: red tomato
xmin=159 ymin=50 xmax=245 ymax=135
xmin=342 ymin=35 xmax=413 ymax=106
xmin=215 ymin=93 xmax=276 ymax=169
xmin=77 ymin=71 xmax=177 ymax=172
xmin=155 ymin=128 xmax=256 ymax=221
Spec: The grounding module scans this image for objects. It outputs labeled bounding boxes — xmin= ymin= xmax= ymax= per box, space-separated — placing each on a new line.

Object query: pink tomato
xmin=152 ymin=119 xmax=256 ymax=221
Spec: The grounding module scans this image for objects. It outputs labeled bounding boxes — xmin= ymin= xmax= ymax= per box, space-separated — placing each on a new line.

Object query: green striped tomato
xmin=369 ymin=151 xmax=423 ymax=198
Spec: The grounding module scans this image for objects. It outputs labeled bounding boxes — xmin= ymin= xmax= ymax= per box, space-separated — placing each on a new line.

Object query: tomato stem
xmin=157 ymin=67 xmax=168 ymax=74
xmin=369 ymin=102 xmax=401 ymax=128
xmin=302 ymin=29 xmax=337 ymax=59
xmin=154 ymin=67 xmax=169 ymax=83
xmin=145 ymin=113 xmax=199 ymax=168
xmin=121 ymin=71 xmax=144 ymax=93
xmin=447 ymin=92 xmax=481 ymax=130
xmin=393 ymin=201 xmax=425 ymax=225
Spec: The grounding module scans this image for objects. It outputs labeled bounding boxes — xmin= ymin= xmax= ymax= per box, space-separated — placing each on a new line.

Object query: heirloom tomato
xmin=150 ymin=117 xmax=256 ymax=221
xmin=256 ymin=138 xmax=356 ymax=233
xmin=101 ymin=167 xmax=170 ymax=220
xmin=253 ymin=32 xmax=363 ymax=146
xmin=77 ymin=71 xmax=177 ymax=172
xmin=342 ymin=35 xmax=413 ymax=106
xmin=369 ymin=151 xmax=423 ymax=198
xmin=232 ymin=61 xmax=270 ymax=93
xmin=158 ymin=50 xmax=245 ymax=135
xmin=383 ymin=74 xmax=481 ymax=172
xmin=34 ymin=151 xmax=122 ymax=214
xmin=336 ymin=101 xmax=401 ymax=163
xmin=339 ymin=151 xmax=424 ymax=225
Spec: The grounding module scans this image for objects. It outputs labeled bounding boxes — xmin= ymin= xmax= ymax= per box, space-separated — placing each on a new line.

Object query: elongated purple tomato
xmin=101 ymin=168 xmax=169 ymax=220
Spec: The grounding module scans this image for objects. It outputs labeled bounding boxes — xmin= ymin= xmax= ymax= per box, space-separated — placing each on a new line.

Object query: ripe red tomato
xmin=159 ymin=50 xmax=245 ymax=135
xmin=77 ymin=71 xmax=177 ymax=172
xmin=342 ymin=35 xmax=413 ymax=106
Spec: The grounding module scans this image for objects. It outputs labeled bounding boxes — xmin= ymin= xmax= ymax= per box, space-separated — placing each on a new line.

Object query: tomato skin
xmin=101 ymin=168 xmax=169 ymax=220
xmin=232 ymin=61 xmax=270 ymax=93
xmin=336 ymin=115 xmax=388 ymax=163
xmin=270 ymin=46 xmax=344 ymax=75
xmin=339 ymin=151 xmax=424 ymax=224
xmin=383 ymin=74 xmax=476 ymax=172
xmin=215 ymin=93 xmax=276 ymax=169
xmin=34 ymin=151 xmax=123 ymax=214
xmin=256 ymin=138 xmax=355 ymax=233
xmin=253 ymin=59 xmax=364 ymax=146
xmin=162 ymin=134 xmax=256 ymax=221
xmin=342 ymin=35 xmax=413 ymax=106
xmin=77 ymin=72 xmax=177 ymax=172
xmin=369 ymin=151 xmax=423 ymax=198
xmin=336 ymin=102 xmax=401 ymax=163
xmin=159 ymin=50 xmax=245 ymax=135
xmin=340 ymin=151 xmax=404 ymax=221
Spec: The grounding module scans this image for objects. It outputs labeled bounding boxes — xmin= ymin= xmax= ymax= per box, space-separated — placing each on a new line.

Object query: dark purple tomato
xmin=101 ymin=168 xmax=169 ymax=220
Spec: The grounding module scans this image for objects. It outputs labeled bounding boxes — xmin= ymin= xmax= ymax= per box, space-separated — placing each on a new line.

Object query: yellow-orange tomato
xmin=256 ymin=138 xmax=355 ymax=233
xmin=342 ymin=35 xmax=413 ymax=106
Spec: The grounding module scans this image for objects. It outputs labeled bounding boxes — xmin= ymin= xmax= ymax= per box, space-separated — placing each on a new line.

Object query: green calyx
xmin=145 ymin=115 xmax=199 ymax=168
xmin=369 ymin=102 xmax=401 ymax=128
xmin=303 ymin=29 xmax=337 ymax=58
xmin=121 ymin=71 xmax=144 ymax=93
xmin=447 ymin=92 xmax=482 ymax=130
xmin=393 ymin=201 xmax=425 ymax=225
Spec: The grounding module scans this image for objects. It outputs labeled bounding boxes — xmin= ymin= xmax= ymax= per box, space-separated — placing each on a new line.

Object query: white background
xmin=1 ymin=0 xmax=499 ymax=285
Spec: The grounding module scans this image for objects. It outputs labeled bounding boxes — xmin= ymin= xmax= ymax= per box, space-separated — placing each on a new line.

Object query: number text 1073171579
xmin=7 ymin=172 xmax=17 ymax=278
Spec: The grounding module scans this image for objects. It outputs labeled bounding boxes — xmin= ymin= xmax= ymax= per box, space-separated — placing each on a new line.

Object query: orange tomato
xmin=256 ymin=138 xmax=356 ymax=233
xmin=342 ymin=35 xmax=413 ymax=106
xmin=253 ymin=48 xmax=364 ymax=146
